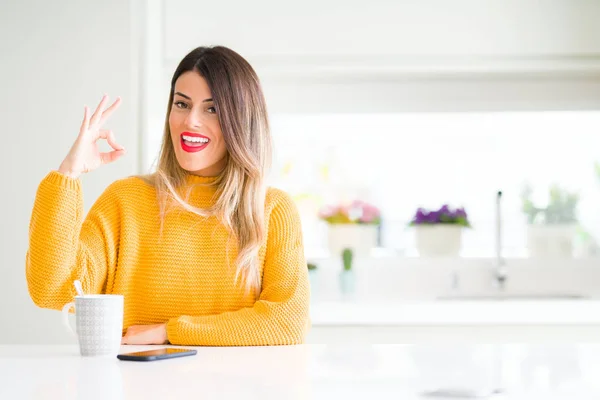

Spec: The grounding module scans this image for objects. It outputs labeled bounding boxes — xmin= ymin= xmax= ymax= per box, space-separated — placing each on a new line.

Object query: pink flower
xmin=360 ymin=204 xmax=380 ymax=223
xmin=319 ymin=200 xmax=381 ymax=225
xmin=318 ymin=205 xmax=338 ymax=219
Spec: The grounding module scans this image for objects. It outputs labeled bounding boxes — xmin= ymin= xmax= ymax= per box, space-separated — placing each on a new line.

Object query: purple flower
xmin=413 ymin=208 xmax=427 ymax=223
xmin=410 ymin=204 xmax=471 ymax=227
xmin=427 ymin=210 xmax=440 ymax=223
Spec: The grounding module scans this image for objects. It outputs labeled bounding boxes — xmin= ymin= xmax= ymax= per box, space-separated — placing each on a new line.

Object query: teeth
xmin=182 ymin=135 xmax=209 ymax=143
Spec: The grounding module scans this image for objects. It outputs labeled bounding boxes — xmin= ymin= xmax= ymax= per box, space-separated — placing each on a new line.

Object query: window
xmin=267 ymin=111 xmax=600 ymax=259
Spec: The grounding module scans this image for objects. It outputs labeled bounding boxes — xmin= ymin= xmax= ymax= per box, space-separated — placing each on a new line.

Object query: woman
xmin=26 ymin=46 xmax=310 ymax=346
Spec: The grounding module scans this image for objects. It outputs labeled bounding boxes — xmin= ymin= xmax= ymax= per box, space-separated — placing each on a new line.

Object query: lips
xmin=180 ymin=132 xmax=210 ymax=153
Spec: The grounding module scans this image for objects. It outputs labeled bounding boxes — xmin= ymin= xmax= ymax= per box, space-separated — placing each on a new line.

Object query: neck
xmin=189 ymin=156 xmax=228 ymax=178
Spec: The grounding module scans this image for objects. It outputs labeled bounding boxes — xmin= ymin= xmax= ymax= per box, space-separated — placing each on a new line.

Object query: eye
xmin=173 ymin=101 xmax=188 ymax=109
xmin=207 ymin=106 xmax=216 ymax=114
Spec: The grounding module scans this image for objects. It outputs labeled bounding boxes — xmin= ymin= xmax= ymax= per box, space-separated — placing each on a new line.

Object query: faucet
xmin=494 ymin=190 xmax=507 ymax=289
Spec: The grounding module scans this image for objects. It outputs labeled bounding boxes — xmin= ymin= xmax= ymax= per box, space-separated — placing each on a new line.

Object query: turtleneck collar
xmin=178 ymin=174 xmax=220 ymax=207
xmin=184 ymin=173 xmax=219 ymax=185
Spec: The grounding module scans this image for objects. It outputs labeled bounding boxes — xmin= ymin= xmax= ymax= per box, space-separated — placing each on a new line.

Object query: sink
xmin=437 ymin=293 xmax=589 ymax=301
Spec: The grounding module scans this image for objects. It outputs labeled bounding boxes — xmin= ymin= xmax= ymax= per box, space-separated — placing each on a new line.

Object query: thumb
xmin=100 ymin=148 xmax=126 ymax=165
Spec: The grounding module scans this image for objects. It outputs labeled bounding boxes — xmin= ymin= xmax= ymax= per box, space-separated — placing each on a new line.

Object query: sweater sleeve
xmin=166 ymin=191 xmax=311 ymax=346
xmin=25 ymin=171 xmax=121 ymax=310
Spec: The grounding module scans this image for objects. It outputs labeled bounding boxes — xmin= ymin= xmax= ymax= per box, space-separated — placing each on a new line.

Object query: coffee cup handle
xmin=61 ymin=301 xmax=77 ymax=337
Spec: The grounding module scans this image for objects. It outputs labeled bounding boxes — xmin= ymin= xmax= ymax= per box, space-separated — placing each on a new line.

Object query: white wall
xmin=163 ymin=0 xmax=600 ymax=59
xmin=0 ymin=0 xmax=140 ymax=344
xmin=142 ymin=0 xmax=600 ymax=169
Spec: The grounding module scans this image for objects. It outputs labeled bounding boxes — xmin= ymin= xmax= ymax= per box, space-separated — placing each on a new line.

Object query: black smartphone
xmin=117 ymin=347 xmax=197 ymax=362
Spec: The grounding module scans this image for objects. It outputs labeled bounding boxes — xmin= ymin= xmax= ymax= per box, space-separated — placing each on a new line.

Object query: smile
xmin=180 ymin=132 xmax=210 ymax=153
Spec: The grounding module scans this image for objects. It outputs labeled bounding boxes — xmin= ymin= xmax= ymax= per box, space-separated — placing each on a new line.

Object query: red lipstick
xmin=180 ymin=132 xmax=210 ymax=153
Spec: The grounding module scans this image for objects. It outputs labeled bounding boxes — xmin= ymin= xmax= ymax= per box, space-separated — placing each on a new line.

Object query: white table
xmin=1 ymin=344 xmax=600 ymax=399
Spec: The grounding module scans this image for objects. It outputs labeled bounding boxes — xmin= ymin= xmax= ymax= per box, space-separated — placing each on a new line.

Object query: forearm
xmin=166 ymin=289 xmax=310 ymax=346
xmin=26 ymin=171 xmax=110 ymax=309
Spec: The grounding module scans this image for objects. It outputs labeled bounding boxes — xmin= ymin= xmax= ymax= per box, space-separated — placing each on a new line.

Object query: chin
xmin=173 ymin=152 xmax=205 ymax=171
xmin=179 ymin=161 xmax=209 ymax=173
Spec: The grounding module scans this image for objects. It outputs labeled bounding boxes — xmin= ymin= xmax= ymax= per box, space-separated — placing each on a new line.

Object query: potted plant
xmin=307 ymin=262 xmax=318 ymax=299
xmin=339 ymin=248 xmax=356 ymax=298
xmin=521 ymin=183 xmax=579 ymax=258
xmin=318 ymin=200 xmax=381 ymax=257
xmin=409 ymin=204 xmax=471 ymax=257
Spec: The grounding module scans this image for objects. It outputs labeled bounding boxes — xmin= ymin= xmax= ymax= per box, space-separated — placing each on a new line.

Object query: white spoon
xmin=73 ymin=280 xmax=84 ymax=297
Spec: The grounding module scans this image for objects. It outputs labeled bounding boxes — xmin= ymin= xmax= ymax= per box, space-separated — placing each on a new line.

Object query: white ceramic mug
xmin=62 ymin=295 xmax=124 ymax=357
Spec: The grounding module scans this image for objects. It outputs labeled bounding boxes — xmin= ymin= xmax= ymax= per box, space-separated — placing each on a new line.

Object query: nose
xmin=184 ymin=109 xmax=204 ymax=129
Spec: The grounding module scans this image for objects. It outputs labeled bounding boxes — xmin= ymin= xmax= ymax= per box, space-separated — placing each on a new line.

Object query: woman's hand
xmin=58 ymin=94 xmax=125 ymax=179
xmin=121 ymin=323 xmax=169 ymax=345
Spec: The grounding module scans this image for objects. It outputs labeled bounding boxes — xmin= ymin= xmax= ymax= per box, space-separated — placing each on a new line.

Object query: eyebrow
xmin=174 ymin=92 xmax=213 ymax=102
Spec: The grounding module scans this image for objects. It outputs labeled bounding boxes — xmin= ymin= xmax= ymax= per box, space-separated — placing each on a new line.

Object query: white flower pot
xmin=327 ymin=224 xmax=378 ymax=257
xmin=527 ymin=224 xmax=576 ymax=258
xmin=415 ymin=225 xmax=463 ymax=257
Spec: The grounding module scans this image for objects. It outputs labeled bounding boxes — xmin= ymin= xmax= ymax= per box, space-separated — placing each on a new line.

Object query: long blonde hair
xmin=144 ymin=46 xmax=272 ymax=296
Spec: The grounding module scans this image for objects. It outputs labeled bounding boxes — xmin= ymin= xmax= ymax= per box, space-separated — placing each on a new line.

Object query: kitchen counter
xmin=2 ymin=344 xmax=600 ymax=399
xmin=309 ymin=299 xmax=600 ymax=326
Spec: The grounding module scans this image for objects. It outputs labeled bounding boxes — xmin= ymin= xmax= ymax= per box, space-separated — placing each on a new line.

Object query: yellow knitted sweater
xmin=26 ymin=171 xmax=310 ymax=346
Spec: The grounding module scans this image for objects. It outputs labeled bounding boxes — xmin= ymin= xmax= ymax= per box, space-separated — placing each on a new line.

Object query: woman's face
xmin=169 ymin=71 xmax=228 ymax=176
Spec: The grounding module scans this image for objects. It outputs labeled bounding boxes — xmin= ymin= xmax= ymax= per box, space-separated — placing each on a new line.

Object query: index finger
xmin=98 ymin=96 xmax=122 ymax=126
